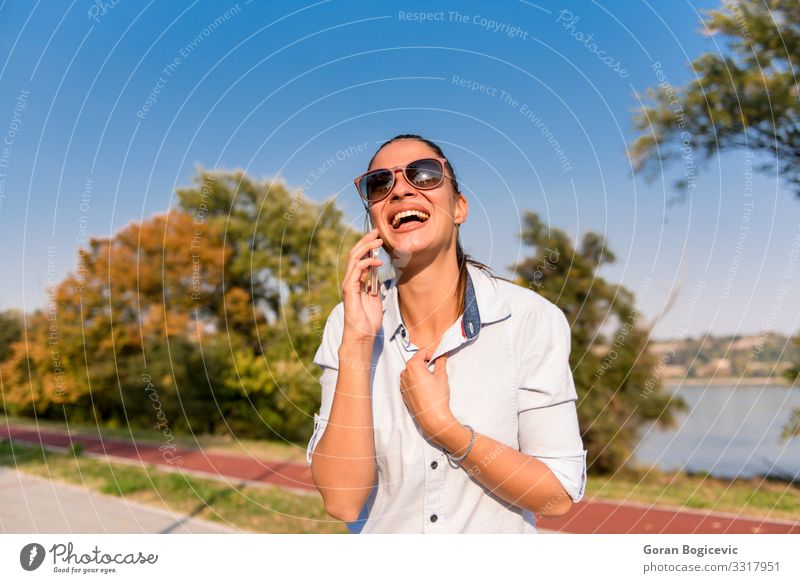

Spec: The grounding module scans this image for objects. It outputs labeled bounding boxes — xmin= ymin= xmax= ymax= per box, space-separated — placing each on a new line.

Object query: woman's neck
xmin=396 ymin=253 xmax=462 ymax=349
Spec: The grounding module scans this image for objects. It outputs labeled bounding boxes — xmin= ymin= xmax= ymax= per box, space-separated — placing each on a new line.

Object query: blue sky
xmin=0 ymin=0 xmax=798 ymax=340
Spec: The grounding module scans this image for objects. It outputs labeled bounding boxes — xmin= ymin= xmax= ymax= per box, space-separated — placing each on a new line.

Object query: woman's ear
xmin=454 ymin=192 xmax=468 ymax=226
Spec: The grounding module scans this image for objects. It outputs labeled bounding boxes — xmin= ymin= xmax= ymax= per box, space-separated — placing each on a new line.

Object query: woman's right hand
xmin=341 ymin=228 xmax=385 ymax=343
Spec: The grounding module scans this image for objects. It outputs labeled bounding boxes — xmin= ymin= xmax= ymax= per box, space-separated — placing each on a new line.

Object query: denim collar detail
xmin=460 ymin=269 xmax=480 ymax=340
xmin=382 ymin=263 xmax=511 ymax=342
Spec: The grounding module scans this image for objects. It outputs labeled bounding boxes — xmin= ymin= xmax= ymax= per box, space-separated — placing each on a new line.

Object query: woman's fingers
xmin=345 ymin=256 xmax=383 ymax=291
xmin=347 ymin=229 xmax=381 ymax=266
xmin=343 ymin=236 xmax=383 ymax=286
xmin=407 ymin=348 xmax=432 ymax=369
xmin=406 ymin=349 xmax=448 ymax=374
xmin=433 ymin=354 xmax=448 ymax=375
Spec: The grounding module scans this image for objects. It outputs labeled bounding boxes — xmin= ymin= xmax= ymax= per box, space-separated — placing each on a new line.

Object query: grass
xmin=586 ymin=465 xmax=800 ymax=522
xmin=4 ymin=415 xmax=798 ymax=524
xmin=0 ymin=439 xmax=347 ymax=534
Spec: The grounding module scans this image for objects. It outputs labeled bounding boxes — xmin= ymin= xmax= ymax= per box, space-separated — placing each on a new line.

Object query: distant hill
xmin=649 ymin=332 xmax=798 ymax=382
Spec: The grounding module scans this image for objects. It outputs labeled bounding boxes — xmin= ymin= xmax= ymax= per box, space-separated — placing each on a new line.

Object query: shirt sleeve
xmin=517 ymin=304 xmax=587 ymax=503
xmin=305 ymin=303 xmax=344 ymax=466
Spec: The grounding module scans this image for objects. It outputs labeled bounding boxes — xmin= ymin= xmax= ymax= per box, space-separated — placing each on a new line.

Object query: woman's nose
xmin=389 ymin=168 xmax=417 ymax=198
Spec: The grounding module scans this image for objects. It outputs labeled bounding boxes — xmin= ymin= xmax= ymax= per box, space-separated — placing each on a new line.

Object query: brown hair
xmin=368 ymin=134 xmax=513 ymax=317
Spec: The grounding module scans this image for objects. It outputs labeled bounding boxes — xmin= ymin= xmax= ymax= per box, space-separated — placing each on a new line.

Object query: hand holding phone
xmin=342 ymin=229 xmax=384 ymax=341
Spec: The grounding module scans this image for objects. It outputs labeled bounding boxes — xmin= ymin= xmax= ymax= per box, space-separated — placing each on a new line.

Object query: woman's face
xmin=367 ymin=140 xmax=468 ymax=265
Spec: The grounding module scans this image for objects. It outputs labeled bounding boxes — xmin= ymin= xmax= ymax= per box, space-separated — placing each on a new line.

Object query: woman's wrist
xmin=432 ymin=417 xmax=472 ymax=456
xmin=341 ymin=326 xmax=375 ymax=348
xmin=338 ymin=332 xmax=374 ymax=370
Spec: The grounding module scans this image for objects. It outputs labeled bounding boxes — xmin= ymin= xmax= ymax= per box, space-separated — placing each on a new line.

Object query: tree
xmin=0 ymin=312 xmax=78 ymax=415
xmin=510 ymin=212 xmax=685 ymax=473
xmin=630 ymin=0 xmax=800 ymax=201
xmin=176 ymin=169 xmax=350 ymax=336
xmin=783 ymin=335 xmax=800 ymax=440
xmin=176 ymin=169 xmax=357 ymax=440
xmin=2 ymin=169 xmax=356 ymax=443
xmin=1 ymin=210 xmax=229 ymax=428
xmin=0 ymin=309 xmax=22 ymax=363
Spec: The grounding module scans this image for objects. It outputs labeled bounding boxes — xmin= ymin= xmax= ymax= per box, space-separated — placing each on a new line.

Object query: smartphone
xmin=369 ymin=246 xmax=379 ymax=295
xmin=365 ymin=215 xmax=392 ymax=296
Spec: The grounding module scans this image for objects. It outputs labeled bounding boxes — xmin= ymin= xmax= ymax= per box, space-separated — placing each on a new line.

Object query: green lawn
xmin=587 ymin=466 xmax=800 ymax=522
xmin=0 ymin=439 xmax=346 ymax=534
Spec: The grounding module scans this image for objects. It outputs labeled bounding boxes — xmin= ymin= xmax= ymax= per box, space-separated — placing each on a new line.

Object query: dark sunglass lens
xmin=363 ymin=170 xmax=393 ymax=201
xmin=407 ymin=159 xmax=444 ymax=188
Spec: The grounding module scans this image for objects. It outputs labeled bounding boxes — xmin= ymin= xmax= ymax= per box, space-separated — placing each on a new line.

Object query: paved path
xmin=3 ymin=424 xmax=798 ymax=534
xmin=536 ymin=497 xmax=799 ymax=534
xmin=0 ymin=467 xmax=241 ymax=534
xmin=1 ymin=424 xmax=313 ymax=493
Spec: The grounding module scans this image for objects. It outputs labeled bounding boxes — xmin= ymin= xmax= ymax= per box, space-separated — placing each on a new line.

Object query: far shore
xmin=664 ymin=377 xmax=793 ymax=387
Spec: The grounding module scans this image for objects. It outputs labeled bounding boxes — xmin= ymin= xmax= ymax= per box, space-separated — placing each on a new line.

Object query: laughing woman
xmin=306 ymin=134 xmax=587 ymax=533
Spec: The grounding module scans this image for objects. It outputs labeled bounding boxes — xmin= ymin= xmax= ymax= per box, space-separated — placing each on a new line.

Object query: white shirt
xmin=306 ymin=262 xmax=587 ymax=533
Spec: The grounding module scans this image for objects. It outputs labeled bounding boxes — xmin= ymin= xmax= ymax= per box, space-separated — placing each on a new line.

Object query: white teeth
xmin=391 ymin=209 xmax=430 ymax=228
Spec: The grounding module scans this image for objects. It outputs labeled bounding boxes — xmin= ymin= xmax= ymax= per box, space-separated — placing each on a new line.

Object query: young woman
xmin=306 ymin=134 xmax=587 ymax=533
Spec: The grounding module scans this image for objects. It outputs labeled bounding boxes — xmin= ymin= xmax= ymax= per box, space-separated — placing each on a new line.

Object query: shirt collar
xmin=381 ymin=262 xmax=512 ymax=342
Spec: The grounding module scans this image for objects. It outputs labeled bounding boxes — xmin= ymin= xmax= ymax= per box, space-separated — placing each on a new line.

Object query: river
xmin=633 ymin=382 xmax=800 ymax=480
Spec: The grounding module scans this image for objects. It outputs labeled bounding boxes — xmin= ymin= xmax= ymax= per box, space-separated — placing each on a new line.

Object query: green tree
xmin=510 ymin=212 xmax=685 ymax=474
xmin=630 ymin=0 xmax=800 ymax=200
xmin=176 ymin=169 xmax=356 ymax=440
xmin=783 ymin=335 xmax=800 ymax=440
xmin=0 ymin=309 xmax=23 ymax=363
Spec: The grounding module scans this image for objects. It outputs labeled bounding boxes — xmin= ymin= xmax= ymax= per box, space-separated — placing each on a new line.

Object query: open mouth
xmin=390 ymin=209 xmax=430 ymax=231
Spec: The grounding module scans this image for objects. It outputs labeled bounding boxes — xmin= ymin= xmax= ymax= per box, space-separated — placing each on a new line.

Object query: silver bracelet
xmin=445 ymin=424 xmax=475 ymax=465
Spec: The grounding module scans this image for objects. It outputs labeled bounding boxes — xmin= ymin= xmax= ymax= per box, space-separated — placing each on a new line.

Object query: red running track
xmin=2 ymin=424 xmax=798 ymax=534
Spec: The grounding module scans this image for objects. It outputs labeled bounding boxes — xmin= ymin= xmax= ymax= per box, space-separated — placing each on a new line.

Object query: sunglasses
xmin=354 ymin=157 xmax=448 ymax=204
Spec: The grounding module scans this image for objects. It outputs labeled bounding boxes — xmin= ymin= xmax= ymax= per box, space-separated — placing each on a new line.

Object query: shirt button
xmin=430 ymin=461 xmax=438 ymax=469
xmin=430 ymin=514 xmax=438 ymax=523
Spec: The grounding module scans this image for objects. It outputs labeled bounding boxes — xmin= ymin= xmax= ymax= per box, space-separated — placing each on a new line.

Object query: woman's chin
xmin=387 ymin=231 xmax=430 ymax=256
xmin=388 ymin=242 xmax=448 ymax=276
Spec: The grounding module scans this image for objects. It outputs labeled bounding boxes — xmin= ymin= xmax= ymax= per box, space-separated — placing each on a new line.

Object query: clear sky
xmin=0 ymin=0 xmax=798 ymax=341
